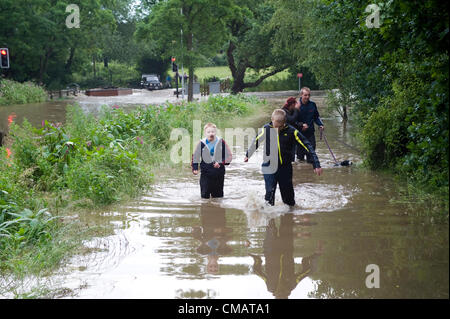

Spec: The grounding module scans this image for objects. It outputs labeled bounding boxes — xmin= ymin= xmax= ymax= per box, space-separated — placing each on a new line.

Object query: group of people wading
xmin=191 ymin=87 xmax=324 ymax=298
xmin=191 ymin=87 xmax=324 ymax=208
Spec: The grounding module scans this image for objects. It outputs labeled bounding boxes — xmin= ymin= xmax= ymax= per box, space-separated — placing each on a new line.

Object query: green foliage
xmin=362 ymin=60 xmax=449 ymax=192
xmin=272 ymin=0 xmax=449 ymax=203
xmin=224 ymin=0 xmax=293 ymax=93
xmin=0 ymin=0 xmax=116 ymax=86
xmin=136 ymin=0 xmax=231 ymax=100
xmin=204 ymin=94 xmax=250 ymax=115
xmin=0 ymin=80 xmax=47 ymax=106
xmin=136 ymin=54 xmax=170 ymax=81
xmin=6 ymin=94 xmax=259 ymax=205
xmin=72 ymin=61 xmax=141 ymax=89
xmin=245 ymin=77 xmax=297 ymax=92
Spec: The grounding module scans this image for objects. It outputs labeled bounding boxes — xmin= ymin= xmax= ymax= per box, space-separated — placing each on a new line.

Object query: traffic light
xmin=1 ymin=48 xmax=9 ymax=69
xmin=172 ymin=62 xmax=178 ymax=72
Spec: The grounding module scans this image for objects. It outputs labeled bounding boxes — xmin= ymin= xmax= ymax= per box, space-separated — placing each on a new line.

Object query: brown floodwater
xmin=1 ymin=93 xmax=448 ymax=299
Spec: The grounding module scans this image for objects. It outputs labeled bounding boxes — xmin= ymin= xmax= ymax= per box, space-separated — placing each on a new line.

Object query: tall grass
xmin=195 ymin=66 xmax=291 ymax=82
xmin=0 ymin=79 xmax=47 ymax=106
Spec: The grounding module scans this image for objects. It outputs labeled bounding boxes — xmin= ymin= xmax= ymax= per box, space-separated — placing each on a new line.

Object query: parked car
xmin=140 ymin=74 xmax=163 ymax=90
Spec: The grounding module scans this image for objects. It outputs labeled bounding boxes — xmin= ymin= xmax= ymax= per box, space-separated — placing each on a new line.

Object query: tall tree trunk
xmin=187 ymin=32 xmax=194 ymax=102
xmin=93 ymin=55 xmax=96 ymax=78
xmin=65 ymin=47 xmax=76 ymax=74
xmin=231 ymin=68 xmax=246 ymax=94
xmin=227 ymin=41 xmax=246 ymax=94
xmin=38 ymin=47 xmax=53 ymax=85
xmin=343 ymin=105 xmax=348 ymax=122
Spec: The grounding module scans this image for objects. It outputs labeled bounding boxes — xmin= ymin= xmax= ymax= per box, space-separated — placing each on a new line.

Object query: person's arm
xmin=191 ymin=141 xmax=202 ymax=174
xmin=293 ymin=130 xmax=322 ymax=174
xmin=291 ymin=109 xmax=303 ymax=131
xmin=313 ymin=103 xmax=324 ymax=130
xmin=244 ymin=126 xmax=266 ymax=162
xmin=221 ymin=139 xmax=233 ymax=165
xmin=295 ymin=108 xmax=306 ymax=131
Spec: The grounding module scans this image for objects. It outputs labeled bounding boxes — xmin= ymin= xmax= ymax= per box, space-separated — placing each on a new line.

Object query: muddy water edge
xmin=1 ymin=94 xmax=448 ymax=299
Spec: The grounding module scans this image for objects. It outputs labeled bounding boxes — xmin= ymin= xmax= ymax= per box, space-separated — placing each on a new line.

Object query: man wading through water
xmin=296 ymin=87 xmax=324 ymax=163
xmin=244 ymin=109 xmax=323 ymax=207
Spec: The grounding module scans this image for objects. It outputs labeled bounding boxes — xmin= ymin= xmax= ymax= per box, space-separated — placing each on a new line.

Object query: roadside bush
xmin=360 ymin=61 xmax=448 ymax=196
xmin=72 ymin=61 xmax=140 ymax=89
xmin=0 ymin=79 xmax=47 ymax=106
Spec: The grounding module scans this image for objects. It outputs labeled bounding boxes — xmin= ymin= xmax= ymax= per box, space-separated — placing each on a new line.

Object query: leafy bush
xmin=0 ymin=80 xmax=47 ymax=106
xmin=360 ymin=61 xmax=448 ymax=195
xmin=72 ymin=61 xmax=141 ymax=89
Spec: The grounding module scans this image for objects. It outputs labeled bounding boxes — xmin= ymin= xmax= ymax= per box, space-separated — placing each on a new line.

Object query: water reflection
xmin=249 ymin=213 xmax=322 ymax=299
xmin=192 ymin=204 xmax=233 ymax=274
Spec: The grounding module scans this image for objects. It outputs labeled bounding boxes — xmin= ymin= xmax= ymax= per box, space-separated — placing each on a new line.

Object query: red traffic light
xmin=1 ymin=48 xmax=9 ymax=68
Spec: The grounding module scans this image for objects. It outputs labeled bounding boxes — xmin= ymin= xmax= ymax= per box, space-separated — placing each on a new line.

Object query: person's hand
xmin=213 ymin=162 xmax=220 ymax=168
xmin=319 ymin=126 xmax=324 ymax=131
xmin=302 ymin=123 xmax=308 ymax=131
xmin=244 ymin=156 xmax=249 ymax=162
xmin=193 ymin=170 xmax=198 ymax=175
xmin=314 ymin=167 xmax=323 ymax=176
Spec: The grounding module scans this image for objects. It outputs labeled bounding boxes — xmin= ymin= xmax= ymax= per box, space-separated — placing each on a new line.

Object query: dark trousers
xmin=263 ymin=163 xmax=295 ymax=206
xmin=200 ymin=173 xmax=224 ymax=199
xmin=296 ymin=131 xmax=316 ymax=163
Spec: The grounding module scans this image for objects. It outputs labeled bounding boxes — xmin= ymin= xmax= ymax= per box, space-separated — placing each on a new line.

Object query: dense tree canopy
xmin=270 ymin=0 xmax=448 ymax=192
xmin=136 ymin=0 xmax=230 ymax=101
xmin=224 ymin=0 xmax=293 ymax=94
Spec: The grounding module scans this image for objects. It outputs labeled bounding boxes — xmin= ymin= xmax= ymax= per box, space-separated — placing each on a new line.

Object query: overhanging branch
xmin=243 ymin=66 xmax=289 ymax=88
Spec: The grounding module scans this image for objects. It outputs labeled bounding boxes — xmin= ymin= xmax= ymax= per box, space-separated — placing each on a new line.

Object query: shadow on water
xmin=1 ymin=94 xmax=447 ymax=299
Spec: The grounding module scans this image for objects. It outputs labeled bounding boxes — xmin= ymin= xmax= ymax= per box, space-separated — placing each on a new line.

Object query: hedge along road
xmin=1 ymin=92 xmax=448 ymax=299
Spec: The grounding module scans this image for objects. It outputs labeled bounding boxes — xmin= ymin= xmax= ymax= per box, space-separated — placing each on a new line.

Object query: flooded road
xmin=0 ymin=88 xmax=201 ymax=135
xmin=1 ymin=93 xmax=448 ymax=299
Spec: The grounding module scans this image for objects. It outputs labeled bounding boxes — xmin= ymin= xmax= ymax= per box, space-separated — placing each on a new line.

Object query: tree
xmin=271 ymin=0 xmax=449 ymax=193
xmin=136 ymin=0 xmax=230 ymax=101
xmin=224 ymin=0 xmax=292 ymax=94
xmin=0 ymin=0 xmax=116 ymax=87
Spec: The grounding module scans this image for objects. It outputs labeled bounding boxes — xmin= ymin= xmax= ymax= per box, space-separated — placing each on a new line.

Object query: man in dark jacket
xmin=244 ymin=109 xmax=322 ymax=207
xmin=296 ymin=87 xmax=324 ymax=163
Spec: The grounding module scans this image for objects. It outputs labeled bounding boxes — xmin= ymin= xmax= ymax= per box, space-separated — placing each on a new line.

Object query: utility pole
xmin=297 ymin=72 xmax=303 ymax=92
